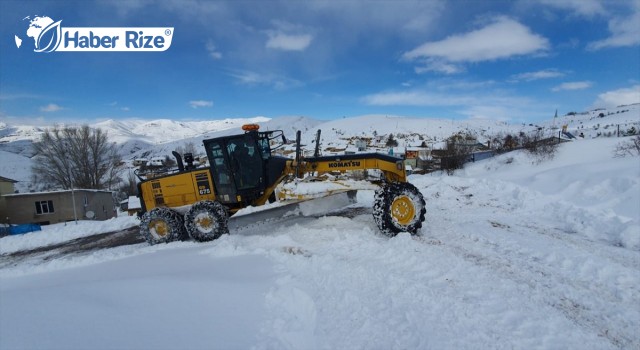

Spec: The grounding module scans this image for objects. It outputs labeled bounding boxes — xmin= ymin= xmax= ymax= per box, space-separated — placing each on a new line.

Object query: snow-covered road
xmin=1 ymin=138 xmax=638 ymax=349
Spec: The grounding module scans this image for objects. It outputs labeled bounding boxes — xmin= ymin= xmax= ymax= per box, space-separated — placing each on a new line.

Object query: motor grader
xmin=135 ymin=124 xmax=426 ymax=244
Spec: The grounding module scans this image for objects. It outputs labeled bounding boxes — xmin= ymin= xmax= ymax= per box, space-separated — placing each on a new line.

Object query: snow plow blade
xmin=228 ymin=190 xmax=357 ymax=232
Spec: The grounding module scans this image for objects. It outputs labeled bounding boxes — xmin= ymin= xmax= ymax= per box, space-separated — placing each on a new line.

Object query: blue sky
xmin=1 ymin=0 xmax=639 ymax=125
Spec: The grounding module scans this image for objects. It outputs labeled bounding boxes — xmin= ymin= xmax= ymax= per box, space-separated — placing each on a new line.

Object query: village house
xmin=2 ymin=189 xmax=116 ymax=225
xmin=355 ymin=138 xmax=368 ymax=151
xmin=0 ymin=176 xmax=18 ymax=222
xmin=148 ymin=157 xmax=165 ymax=167
xmin=132 ymin=158 xmax=148 ymax=166
xmin=126 ymin=195 xmax=142 ymax=216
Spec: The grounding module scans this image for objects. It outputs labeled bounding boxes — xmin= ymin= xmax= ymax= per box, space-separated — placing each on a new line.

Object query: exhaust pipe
xmin=172 ymin=151 xmax=184 ymax=172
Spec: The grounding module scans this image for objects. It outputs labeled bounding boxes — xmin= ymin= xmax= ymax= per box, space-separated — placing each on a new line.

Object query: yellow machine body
xmin=137 ymin=127 xmax=407 ymax=216
xmin=297 ymin=156 xmax=406 ymax=183
xmin=139 ymin=169 xmax=217 ymax=213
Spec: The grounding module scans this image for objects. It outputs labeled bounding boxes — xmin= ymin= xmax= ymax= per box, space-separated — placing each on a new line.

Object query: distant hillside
xmin=540 ymin=104 xmax=640 ymax=138
xmin=0 ymin=105 xmax=637 ymax=192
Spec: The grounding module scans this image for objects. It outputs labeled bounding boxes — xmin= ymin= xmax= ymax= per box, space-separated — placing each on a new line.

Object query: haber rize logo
xmin=15 ymin=15 xmax=174 ymax=53
xmin=15 ymin=15 xmax=61 ymax=52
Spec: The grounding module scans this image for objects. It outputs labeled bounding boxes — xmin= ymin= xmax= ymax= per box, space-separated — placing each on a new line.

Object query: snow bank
xmin=458 ymin=137 xmax=640 ymax=249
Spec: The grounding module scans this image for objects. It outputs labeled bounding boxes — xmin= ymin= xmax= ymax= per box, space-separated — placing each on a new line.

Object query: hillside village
xmin=2 ymin=105 xmax=639 ymax=178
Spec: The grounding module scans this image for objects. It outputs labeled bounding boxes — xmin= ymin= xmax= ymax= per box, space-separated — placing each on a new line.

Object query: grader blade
xmin=228 ymin=190 xmax=357 ymax=231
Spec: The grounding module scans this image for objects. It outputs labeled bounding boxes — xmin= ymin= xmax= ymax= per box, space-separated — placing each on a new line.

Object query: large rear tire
xmin=373 ymin=182 xmax=426 ymax=237
xmin=184 ymin=201 xmax=229 ymax=242
xmin=140 ymin=207 xmax=186 ymax=245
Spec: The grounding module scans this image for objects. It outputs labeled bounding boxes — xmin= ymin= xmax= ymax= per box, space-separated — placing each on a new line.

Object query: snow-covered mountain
xmin=93 ymin=117 xmax=272 ymax=144
xmin=2 ymin=104 xmax=637 ymax=147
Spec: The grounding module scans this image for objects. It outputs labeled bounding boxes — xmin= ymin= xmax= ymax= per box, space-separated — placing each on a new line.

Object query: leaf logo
xmin=35 ymin=20 xmax=62 ymax=53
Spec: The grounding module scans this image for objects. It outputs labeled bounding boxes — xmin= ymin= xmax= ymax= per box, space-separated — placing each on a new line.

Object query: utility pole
xmin=70 ymin=183 xmax=78 ymax=225
xmin=64 ymin=150 xmax=78 ymax=224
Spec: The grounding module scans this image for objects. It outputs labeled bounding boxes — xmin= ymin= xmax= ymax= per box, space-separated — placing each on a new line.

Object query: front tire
xmin=373 ymin=182 xmax=426 ymax=237
xmin=184 ymin=201 xmax=229 ymax=242
xmin=140 ymin=207 xmax=186 ymax=245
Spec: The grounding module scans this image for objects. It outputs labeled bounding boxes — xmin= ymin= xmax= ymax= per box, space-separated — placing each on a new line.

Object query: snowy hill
xmin=0 ymin=106 xmax=638 ymax=190
xmin=94 ymin=117 xmax=271 ymax=144
xmin=1 ymin=136 xmax=638 ymax=349
xmin=1 ymin=105 xmax=637 ymax=147
xmin=0 ymin=123 xmax=45 ymax=144
xmin=540 ymin=103 xmax=640 ymax=138
xmin=0 ymin=151 xmax=31 ymax=192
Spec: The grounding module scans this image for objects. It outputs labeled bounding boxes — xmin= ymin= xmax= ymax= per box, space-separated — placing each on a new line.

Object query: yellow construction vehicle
xmin=136 ymin=124 xmax=425 ymax=244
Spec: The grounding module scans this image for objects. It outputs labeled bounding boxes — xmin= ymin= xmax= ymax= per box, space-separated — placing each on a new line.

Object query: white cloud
xmin=459 ymin=105 xmax=515 ymax=122
xmin=592 ymin=85 xmax=640 ymax=108
xmin=361 ymin=89 xmax=528 ymax=107
xmin=425 ymin=78 xmax=497 ymax=91
xmin=228 ymin=70 xmax=303 ymax=90
xmin=1 ymin=114 xmax=49 ymax=126
xmin=0 ymin=93 xmax=46 ymax=100
xmin=536 ymin=0 xmax=640 ymax=50
xmin=188 ymin=100 xmax=213 ymax=109
xmin=264 ymin=20 xmax=313 ymax=51
xmin=206 ymin=40 xmax=222 ymax=59
xmin=107 ymin=101 xmax=130 ymax=111
xmin=266 ymin=32 xmax=313 ymax=51
xmin=588 ymin=10 xmax=640 ymax=50
xmin=362 ymin=91 xmax=468 ymax=106
xmin=551 ymin=81 xmax=593 ymax=91
xmin=536 ymin=0 xmax=606 ymax=17
xmin=361 ymin=88 xmax=535 ymax=122
xmin=402 ymin=17 xmax=549 ymax=64
xmin=39 ymin=103 xmax=64 ymax=112
xmin=511 ymin=69 xmax=565 ymax=82
xmin=414 ymin=59 xmax=464 ymax=75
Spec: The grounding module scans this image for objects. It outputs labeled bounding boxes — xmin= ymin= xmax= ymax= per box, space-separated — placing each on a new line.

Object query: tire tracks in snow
xmin=519 ymin=223 xmax=640 ymax=272
xmin=429 ymin=236 xmax=635 ymax=349
xmin=0 ymin=226 xmax=143 ymax=270
xmin=421 ymin=183 xmax=639 ymax=349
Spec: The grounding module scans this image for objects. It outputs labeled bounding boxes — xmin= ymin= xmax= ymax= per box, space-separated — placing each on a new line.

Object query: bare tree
xmin=385 ymin=134 xmax=398 ymax=147
xmin=487 ymin=132 xmax=520 ymax=154
xmin=176 ymin=141 xmax=198 ymax=156
xmin=613 ymin=135 xmax=640 ymax=157
xmin=31 ymin=125 xmax=123 ymax=190
xmin=119 ymin=169 xmax=139 ymax=196
xmin=521 ymin=129 xmax=559 ymax=162
xmin=440 ymin=133 xmax=473 ymax=175
xmin=164 ymin=155 xmax=177 ymax=169
xmin=503 ymin=134 xmax=520 ymax=151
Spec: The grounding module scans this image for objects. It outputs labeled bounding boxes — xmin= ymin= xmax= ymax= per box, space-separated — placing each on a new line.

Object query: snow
xmin=1 ymin=135 xmax=640 ymax=348
xmin=127 ymin=195 xmax=141 ymax=210
xmin=0 ymin=150 xmax=31 ymax=193
xmin=458 ymin=137 xmax=640 ymax=249
xmin=0 ymin=216 xmax=139 ymax=255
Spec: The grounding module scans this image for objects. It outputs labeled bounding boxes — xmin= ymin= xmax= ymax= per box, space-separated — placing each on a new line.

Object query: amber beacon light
xmin=242 ymin=124 xmax=260 ymax=131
